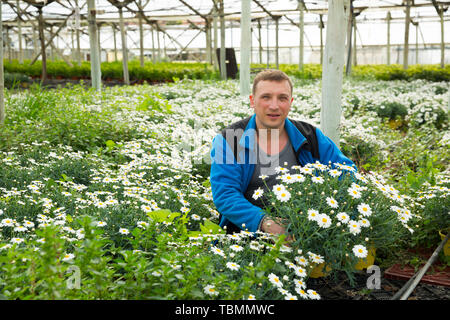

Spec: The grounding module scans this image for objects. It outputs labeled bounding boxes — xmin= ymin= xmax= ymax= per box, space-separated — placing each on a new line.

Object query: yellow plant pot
xmin=388 ymin=119 xmax=403 ymax=130
xmin=309 ymin=263 xmax=332 ymax=278
xmin=439 ymin=229 xmax=450 ymax=257
xmin=354 ymin=247 xmax=376 ymax=270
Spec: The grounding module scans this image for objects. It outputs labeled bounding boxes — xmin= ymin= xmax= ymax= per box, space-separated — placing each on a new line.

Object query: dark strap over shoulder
xmin=288 ymin=119 xmax=320 ymax=160
xmin=220 ymin=116 xmax=252 ymax=162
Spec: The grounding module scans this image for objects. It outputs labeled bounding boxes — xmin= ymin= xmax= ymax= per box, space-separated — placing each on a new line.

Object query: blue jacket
xmin=209 ymin=114 xmax=355 ymax=233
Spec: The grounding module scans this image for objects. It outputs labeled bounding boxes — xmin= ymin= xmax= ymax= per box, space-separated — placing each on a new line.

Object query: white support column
xmin=274 ymin=16 xmax=280 ymax=69
xmin=299 ymin=1 xmax=304 ymax=71
xmin=403 ymin=0 xmax=411 ymax=70
xmin=17 ymin=0 xmax=23 ymax=64
xmin=75 ymin=0 xmax=81 ymax=65
xmin=151 ymin=25 xmax=155 ymax=63
xmin=219 ymin=0 xmax=226 ymax=80
xmin=320 ymin=0 xmax=348 ymax=148
xmin=205 ymin=18 xmax=212 ymax=64
xmin=213 ymin=3 xmax=219 ymax=70
xmin=87 ymin=0 xmax=102 ymax=91
xmin=0 ymin=2 xmax=5 ymax=124
xmin=439 ymin=6 xmax=445 ymax=68
xmin=113 ymin=24 xmax=118 ymax=61
xmin=386 ymin=11 xmax=391 ymax=65
xmin=139 ymin=12 xmax=144 ymax=67
xmin=240 ymin=0 xmax=251 ymax=96
xmin=118 ymin=6 xmax=130 ymax=85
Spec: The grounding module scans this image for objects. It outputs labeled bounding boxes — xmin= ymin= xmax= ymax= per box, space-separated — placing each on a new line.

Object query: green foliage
xmin=410 ymin=181 xmax=450 ymax=249
xmin=3 ymin=72 xmax=32 ymax=89
xmin=0 ymin=84 xmax=141 ymax=153
xmin=3 ymin=59 xmax=220 ymax=82
xmin=376 ymin=101 xmax=408 ymax=121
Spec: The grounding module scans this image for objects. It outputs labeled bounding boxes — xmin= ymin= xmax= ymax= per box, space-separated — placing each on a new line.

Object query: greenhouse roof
xmin=1 ymin=0 xmax=449 ymax=26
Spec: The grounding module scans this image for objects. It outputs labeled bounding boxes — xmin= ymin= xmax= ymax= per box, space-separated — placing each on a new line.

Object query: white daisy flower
xmin=276 ymin=190 xmax=291 ymax=202
xmin=295 ymin=287 xmax=309 ymax=299
xmin=311 ymin=176 xmax=324 ymax=184
xmin=292 ymin=174 xmax=305 ymax=183
xmin=294 ymin=256 xmax=308 ymax=267
xmin=278 ymin=287 xmax=289 ymax=296
xmin=281 ymin=174 xmax=295 ymax=184
xmin=96 ymin=221 xmax=107 ymax=227
xmin=358 ymin=218 xmax=370 ymax=228
xmin=308 ymin=252 xmax=325 ymax=264
xmin=226 ymin=262 xmax=240 ymax=271
xmin=180 ymin=207 xmax=190 ymax=213
xmin=1 ymin=218 xmax=14 ymax=227
xmin=307 ymin=209 xmax=319 ymax=222
xmin=14 ymin=225 xmax=28 ymax=232
xmin=307 ymin=289 xmax=321 ymax=300
xmin=348 ymin=220 xmax=361 ymax=235
xmin=348 ymin=188 xmax=362 ymax=199
xmin=11 ymin=237 xmax=24 ymax=244
xmin=316 ymin=214 xmax=332 ymax=229
xmin=293 ymin=278 xmax=306 ymax=289
xmin=337 ymin=212 xmax=350 ymax=224
xmin=294 ymin=266 xmax=307 ymax=278
xmin=313 ymin=162 xmax=327 ymax=171
xmin=272 ymin=184 xmax=287 ymax=195
xmin=352 ymin=245 xmax=368 ymax=258
xmin=285 ymin=261 xmax=297 ymax=269
xmin=285 ymin=293 xmax=298 ymax=300
xmin=204 ymin=285 xmax=219 ymax=296
xmin=229 ymin=245 xmax=244 ymax=252
xmin=300 ymin=167 xmax=314 ymax=175
xmin=141 ymin=205 xmax=153 ymax=213
xmin=137 ymin=221 xmax=149 ymax=229
xmin=326 ymin=197 xmax=339 ymax=208
xmin=23 ymin=220 xmax=35 ymax=228
xmin=119 ymin=228 xmax=129 ymax=235
xmin=211 ymin=246 xmax=226 ymax=257
xmin=268 ymin=273 xmax=283 ymax=288
xmin=357 ymin=203 xmax=372 ymax=217
xmin=328 ymin=169 xmax=342 ymax=177
xmin=62 ymin=253 xmax=75 ymax=262
xmin=252 ymin=187 xmax=264 ymax=200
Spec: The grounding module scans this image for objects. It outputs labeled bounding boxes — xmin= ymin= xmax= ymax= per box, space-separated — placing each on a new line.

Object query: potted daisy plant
xmin=253 ymin=162 xmax=419 ymax=280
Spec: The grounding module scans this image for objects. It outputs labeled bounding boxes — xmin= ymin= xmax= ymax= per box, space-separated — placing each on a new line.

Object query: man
xmin=210 ymin=69 xmax=354 ymax=236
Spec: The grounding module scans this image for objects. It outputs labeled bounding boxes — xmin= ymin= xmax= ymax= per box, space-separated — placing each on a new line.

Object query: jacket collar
xmin=239 ymin=114 xmax=307 ymax=152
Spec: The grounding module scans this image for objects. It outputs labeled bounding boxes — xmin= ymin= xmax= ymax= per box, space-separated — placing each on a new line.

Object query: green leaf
xmin=147 ymin=209 xmax=180 ymax=223
xmin=105 ymin=140 xmax=116 ymax=150
xmin=200 ymin=219 xmax=224 ymax=235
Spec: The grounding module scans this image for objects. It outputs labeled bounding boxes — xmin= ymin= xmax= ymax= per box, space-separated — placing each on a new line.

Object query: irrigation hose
xmin=391 ymin=232 xmax=449 ymax=300
xmin=390 ymin=269 xmax=421 ymax=300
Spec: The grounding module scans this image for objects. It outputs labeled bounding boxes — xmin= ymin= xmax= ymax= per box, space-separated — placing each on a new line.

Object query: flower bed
xmin=255 ymin=162 xmax=419 ymax=282
xmin=0 ymin=77 xmax=448 ymax=299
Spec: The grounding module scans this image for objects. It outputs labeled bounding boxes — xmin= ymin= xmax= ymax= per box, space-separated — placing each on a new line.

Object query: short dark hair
xmin=252 ymin=69 xmax=293 ymax=96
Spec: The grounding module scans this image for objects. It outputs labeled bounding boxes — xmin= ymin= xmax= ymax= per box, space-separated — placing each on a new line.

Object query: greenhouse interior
xmin=0 ymin=0 xmax=449 ymax=304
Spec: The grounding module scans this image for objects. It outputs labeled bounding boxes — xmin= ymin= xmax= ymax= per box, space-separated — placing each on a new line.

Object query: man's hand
xmin=261 ymin=217 xmax=286 ymax=235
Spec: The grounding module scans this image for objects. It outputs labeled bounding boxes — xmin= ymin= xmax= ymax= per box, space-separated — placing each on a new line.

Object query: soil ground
xmin=306 ymin=269 xmax=450 ymax=300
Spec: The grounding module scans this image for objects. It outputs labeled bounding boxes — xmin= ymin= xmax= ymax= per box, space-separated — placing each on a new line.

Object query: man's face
xmin=250 ymin=80 xmax=293 ymax=131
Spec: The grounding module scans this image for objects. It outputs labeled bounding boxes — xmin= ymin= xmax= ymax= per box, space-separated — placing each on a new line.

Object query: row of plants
xmin=3 ymin=60 xmax=219 ymax=83
xmin=0 ymin=77 xmax=448 ymax=299
xmin=3 ymin=59 xmax=450 ymax=84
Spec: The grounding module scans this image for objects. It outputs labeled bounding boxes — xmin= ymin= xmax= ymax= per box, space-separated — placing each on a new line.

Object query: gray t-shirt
xmin=244 ymin=139 xmax=298 ymax=209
